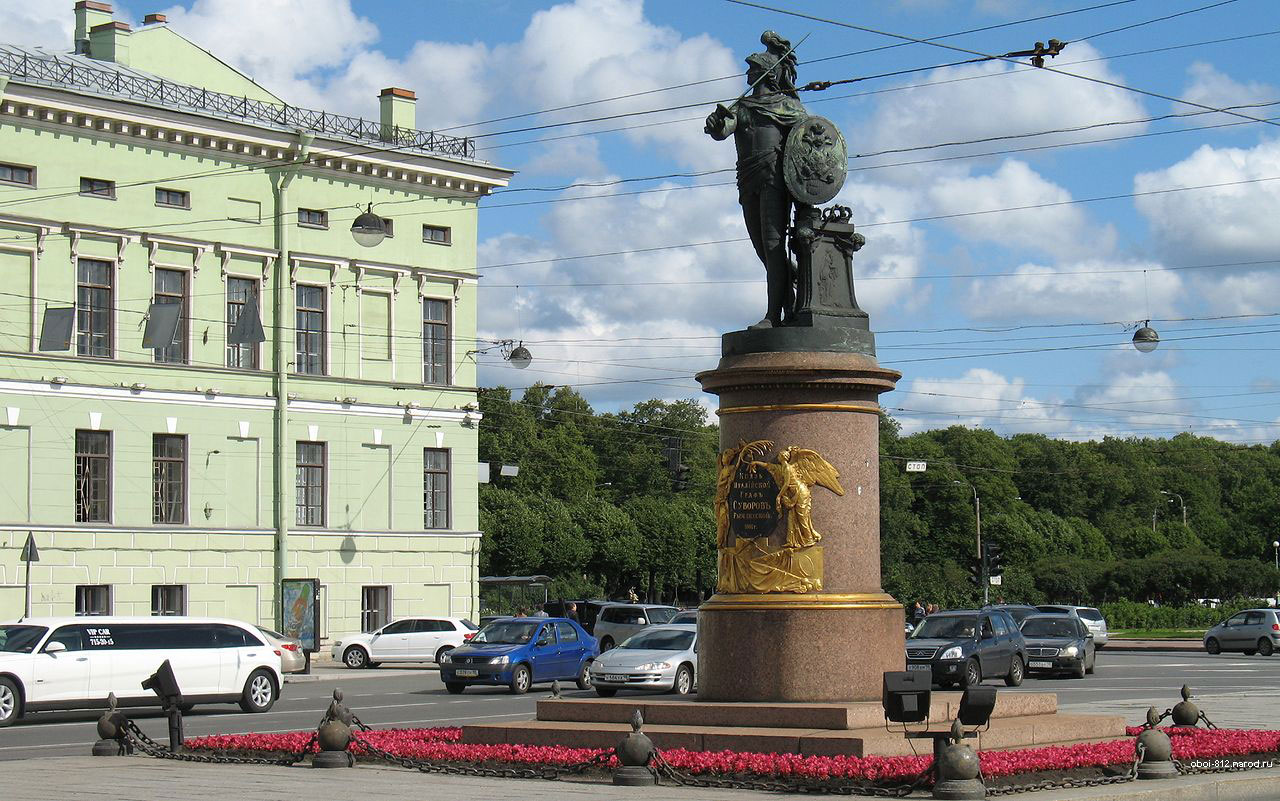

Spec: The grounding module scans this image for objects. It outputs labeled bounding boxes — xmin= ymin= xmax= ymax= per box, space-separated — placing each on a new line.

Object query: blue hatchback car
xmin=439 ymin=617 xmax=598 ymax=694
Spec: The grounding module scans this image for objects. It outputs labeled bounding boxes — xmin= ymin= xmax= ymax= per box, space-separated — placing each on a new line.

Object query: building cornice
xmin=1 ymin=82 xmax=514 ymax=195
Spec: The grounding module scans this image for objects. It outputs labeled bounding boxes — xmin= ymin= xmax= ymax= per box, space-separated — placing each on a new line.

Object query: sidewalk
xmin=1104 ymin=639 xmax=1201 ymax=652
xmin=5 ymin=756 xmax=1278 ymax=801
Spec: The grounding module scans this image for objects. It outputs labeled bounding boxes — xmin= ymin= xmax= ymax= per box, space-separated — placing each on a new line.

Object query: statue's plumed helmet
xmin=745 ymin=30 xmax=798 ymax=94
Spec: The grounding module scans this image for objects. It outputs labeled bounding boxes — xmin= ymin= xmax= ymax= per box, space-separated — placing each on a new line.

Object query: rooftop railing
xmin=0 ymin=49 xmax=475 ymax=160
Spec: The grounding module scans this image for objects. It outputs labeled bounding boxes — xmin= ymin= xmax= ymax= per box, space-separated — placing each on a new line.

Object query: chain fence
xmin=122 ymin=720 xmax=316 ymax=767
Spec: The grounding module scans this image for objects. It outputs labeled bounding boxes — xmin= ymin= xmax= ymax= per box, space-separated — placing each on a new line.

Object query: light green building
xmin=0 ymin=2 xmax=513 ymax=642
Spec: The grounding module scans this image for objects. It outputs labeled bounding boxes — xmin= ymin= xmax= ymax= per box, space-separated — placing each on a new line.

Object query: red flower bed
xmin=186 ymin=725 xmax=1280 ymax=782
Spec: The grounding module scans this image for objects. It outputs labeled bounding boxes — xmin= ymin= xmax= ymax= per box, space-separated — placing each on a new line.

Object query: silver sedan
xmin=589 ymin=624 xmax=697 ymax=696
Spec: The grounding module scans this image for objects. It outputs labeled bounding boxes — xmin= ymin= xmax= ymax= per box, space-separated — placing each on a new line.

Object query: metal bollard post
xmin=92 ymin=693 xmax=132 ymax=756
xmin=312 ymin=689 xmax=356 ymax=768
xmin=1136 ymin=707 xmax=1178 ymax=780
xmin=932 ymin=720 xmax=985 ymax=800
xmin=613 ymin=709 xmax=656 ymax=786
xmin=1171 ymin=685 xmax=1200 ymax=726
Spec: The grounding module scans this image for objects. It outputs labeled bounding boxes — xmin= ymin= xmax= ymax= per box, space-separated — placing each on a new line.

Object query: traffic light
xmin=968 ymin=557 xmax=983 ymax=587
xmin=985 ymin=542 xmax=1004 ymax=579
xmin=673 ymin=463 xmax=691 ymax=492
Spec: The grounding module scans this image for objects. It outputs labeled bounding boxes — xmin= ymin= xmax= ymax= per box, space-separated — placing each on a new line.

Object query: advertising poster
xmin=281 ymin=578 xmax=320 ymax=653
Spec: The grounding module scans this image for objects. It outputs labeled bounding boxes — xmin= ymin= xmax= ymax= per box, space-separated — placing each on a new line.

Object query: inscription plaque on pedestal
xmin=727 ymin=463 xmax=779 ymax=538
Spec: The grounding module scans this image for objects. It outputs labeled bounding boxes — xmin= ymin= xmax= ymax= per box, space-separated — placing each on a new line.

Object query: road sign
xmin=905 ymin=461 xmax=927 ymax=472
xmin=20 ymin=534 xmax=38 ymax=563
xmin=989 ymin=575 xmax=1002 ymax=586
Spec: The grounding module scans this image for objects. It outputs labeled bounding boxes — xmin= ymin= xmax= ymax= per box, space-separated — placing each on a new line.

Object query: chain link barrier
xmin=122 ymin=720 xmax=317 ymax=767
xmin=983 ymin=741 xmax=1144 ymax=797
xmin=349 ymin=730 xmax=616 ymax=781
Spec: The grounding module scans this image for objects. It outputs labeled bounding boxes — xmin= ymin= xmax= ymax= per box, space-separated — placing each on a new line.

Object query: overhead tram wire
xmin=723 ymin=0 xmax=1280 ymax=129
xmin=438 ymin=0 xmax=1140 ymax=134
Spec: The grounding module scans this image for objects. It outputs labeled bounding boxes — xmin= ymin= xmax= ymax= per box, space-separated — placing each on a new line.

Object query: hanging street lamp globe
xmin=1132 ymin=321 xmax=1159 ymax=353
xmin=350 ymin=203 xmax=387 ymax=247
xmin=507 ymin=342 xmax=533 ymax=369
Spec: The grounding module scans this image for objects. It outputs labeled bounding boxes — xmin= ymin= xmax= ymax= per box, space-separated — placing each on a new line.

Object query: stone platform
xmin=461 ymin=692 xmax=1127 ymax=757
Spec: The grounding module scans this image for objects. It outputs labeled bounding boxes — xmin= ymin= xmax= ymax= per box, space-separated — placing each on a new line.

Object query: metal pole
xmin=975 ymin=491 xmax=986 ymax=605
xmin=23 ymin=551 xmax=31 ymax=620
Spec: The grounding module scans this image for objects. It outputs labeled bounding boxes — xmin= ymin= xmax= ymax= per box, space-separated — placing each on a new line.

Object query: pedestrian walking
xmin=566 ymin=602 xmax=580 ymax=623
xmin=911 ymin=600 xmax=926 ymax=624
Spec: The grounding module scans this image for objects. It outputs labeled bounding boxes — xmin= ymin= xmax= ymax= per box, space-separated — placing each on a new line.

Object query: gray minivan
xmin=1204 ymin=609 xmax=1280 ymax=656
xmin=593 ymin=604 xmax=678 ymax=651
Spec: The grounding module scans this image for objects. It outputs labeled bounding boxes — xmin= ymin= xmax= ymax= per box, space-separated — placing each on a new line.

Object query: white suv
xmin=0 ymin=617 xmax=284 ymax=726
xmin=332 ymin=616 xmax=478 ymax=668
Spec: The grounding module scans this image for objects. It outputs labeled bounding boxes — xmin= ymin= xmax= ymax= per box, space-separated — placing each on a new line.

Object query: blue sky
xmin=6 ymin=0 xmax=1279 ymax=442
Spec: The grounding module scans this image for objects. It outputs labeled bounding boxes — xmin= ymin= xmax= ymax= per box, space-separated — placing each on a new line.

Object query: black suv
xmin=905 ymin=609 xmax=1027 ymax=688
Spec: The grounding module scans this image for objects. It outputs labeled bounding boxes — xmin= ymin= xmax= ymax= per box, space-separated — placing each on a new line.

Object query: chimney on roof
xmin=379 ymin=87 xmax=417 ymax=142
xmin=88 ymin=21 xmax=131 ymax=66
xmin=74 ymin=1 xmax=114 ymax=55
xmin=143 ymin=13 xmax=168 ymax=25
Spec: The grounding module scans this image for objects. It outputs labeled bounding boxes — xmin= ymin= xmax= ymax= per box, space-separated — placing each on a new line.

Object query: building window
xmin=155 ymin=187 xmax=190 ymax=209
xmin=0 ymin=162 xmax=34 ymax=187
xmin=75 ymin=585 xmax=111 ymax=616
xmin=422 ymin=298 xmax=450 ymax=385
xmin=424 ymin=448 xmax=450 ymax=529
xmin=75 ymin=430 xmax=111 ymax=522
xmin=151 ymin=585 xmax=186 ymax=616
xmin=295 ymin=284 xmax=326 ymax=375
xmin=297 ymin=208 xmax=328 ymax=229
xmin=153 ymin=268 xmax=188 ymax=364
xmin=80 ymin=177 xmax=115 ymax=198
xmin=361 ymin=586 xmax=390 ymax=632
xmin=76 ymin=259 xmax=113 ymax=358
xmin=423 ymin=224 xmax=451 ymax=245
xmin=296 ymin=441 xmax=326 ymax=526
xmin=226 ymin=277 xmax=260 ymax=369
xmin=153 ymin=434 xmax=186 ymax=524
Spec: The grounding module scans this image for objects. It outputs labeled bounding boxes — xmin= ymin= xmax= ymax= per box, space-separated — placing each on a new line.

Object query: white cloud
xmin=159 ymin=0 xmax=379 ymax=104
xmin=1181 ymin=62 xmax=1276 ymax=111
xmin=926 ymin=160 xmax=1115 ymax=259
xmin=1196 ymin=270 xmax=1280 ymax=316
xmin=895 ymin=368 xmax=1071 ymax=435
xmin=859 ymin=41 xmax=1149 ymax=157
xmin=0 ymin=0 xmax=76 ymax=50
xmin=964 ymin=258 xmax=1180 ymax=321
xmin=1134 ymin=139 xmax=1280 ymax=262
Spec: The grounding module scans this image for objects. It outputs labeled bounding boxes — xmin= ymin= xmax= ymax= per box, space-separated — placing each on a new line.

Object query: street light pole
xmin=1273 ymin=540 xmax=1279 ymax=607
xmin=1161 ymin=490 xmax=1187 ymax=527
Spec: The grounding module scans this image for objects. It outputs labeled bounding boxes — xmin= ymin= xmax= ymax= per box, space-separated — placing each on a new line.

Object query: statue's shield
xmin=783 ymin=116 xmax=848 ymax=205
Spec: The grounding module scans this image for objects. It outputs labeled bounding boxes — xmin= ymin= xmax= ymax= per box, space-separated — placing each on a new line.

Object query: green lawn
xmin=1109 ymin=628 xmax=1207 ymax=639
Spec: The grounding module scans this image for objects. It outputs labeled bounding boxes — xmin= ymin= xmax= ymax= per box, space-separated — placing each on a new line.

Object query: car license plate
xmin=1029 ymin=661 xmax=1054 ymax=669
xmin=907 ymin=664 xmax=931 ymax=671
xmin=455 ymin=669 xmax=479 ymax=677
xmin=603 ymin=674 xmax=628 ymax=682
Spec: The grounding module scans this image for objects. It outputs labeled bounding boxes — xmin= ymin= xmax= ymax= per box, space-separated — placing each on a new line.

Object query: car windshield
xmin=911 ymin=616 xmax=977 ymax=639
xmin=999 ymin=607 xmax=1037 ymax=623
xmin=471 ymin=621 xmax=541 ymax=644
xmin=257 ymin=627 xmax=285 ymax=639
xmin=619 ymin=630 xmax=695 ymax=651
xmin=1022 ymin=618 xmax=1079 ymax=638
xmin=1077 ymin=609 xmax=1104 ymax=622
xmin=0 ymin=625 xmax=47 ymax=653
xmin=461 ymin=619 xmax=479 ymax=630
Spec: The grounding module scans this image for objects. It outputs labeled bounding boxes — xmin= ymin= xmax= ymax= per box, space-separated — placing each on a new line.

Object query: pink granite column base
xmin=697 ymin=598 xmax=905 ymax=702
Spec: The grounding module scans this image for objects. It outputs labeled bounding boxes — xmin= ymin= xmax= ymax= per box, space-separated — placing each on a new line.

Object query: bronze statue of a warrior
xmin=705 ymin=31 xmax=849 ymax=329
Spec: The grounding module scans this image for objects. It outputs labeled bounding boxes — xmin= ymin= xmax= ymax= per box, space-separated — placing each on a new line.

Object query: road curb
xmin=1012 ymin=765 xmax=1280 ymax=799
xmin=1102 ymin=640 xmax=1202 ymax=653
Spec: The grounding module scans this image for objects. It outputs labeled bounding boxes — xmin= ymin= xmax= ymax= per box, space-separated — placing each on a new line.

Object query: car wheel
xmin=600 ymin=637 xmax=615 ymax=652
xmin=576 ymin=660 xmax=592 ymax=690
xmin=595 ymin=687 xmax=618 ymax=697
xmin=445 ymin=682 xmax=466 ymax=695
xmin=961 ymin=658 xmax=981 ymax=688
xmin=509 ymin=664 xmax=531 ymax=695
xmin=435 ymin=645 xmax=455 ymax=664
xmin=672 ymin=664 xmax=694 ymax=696
xmin=343 ymin=646 xmax=369 ymax=669
xmin=1205 ymin=637 xmax=1221 ymax=655
xmin=1005 ymin=655 xmax=1025 ymax=687
xmin=238 ymin=669 xmax=277 ymax=713
xmin=0 ymin=678 xmax=20 ymax=727
xmin=1072 ymin=659 xmax=1086 ymax=679
xmin=1086 ymin=659 xmax=1096 ymax=675
xmin=1259 ymin=639 xmax=1274 ymax=657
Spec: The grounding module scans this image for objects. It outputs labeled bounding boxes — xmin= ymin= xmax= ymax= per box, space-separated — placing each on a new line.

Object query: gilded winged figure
xmin=750 ymin=447 xmax=844 ymax=549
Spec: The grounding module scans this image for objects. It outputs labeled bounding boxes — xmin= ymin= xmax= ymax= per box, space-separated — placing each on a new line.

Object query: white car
xmin=590 ymin=624 xmax=697 ymax=696
xmin=0 ymin=616 xmax=284 ymax=726
xmin=332 ymin=616 xmax=478 ymax=668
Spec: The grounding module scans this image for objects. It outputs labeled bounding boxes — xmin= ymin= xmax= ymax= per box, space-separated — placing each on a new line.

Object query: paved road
xmin=3 ymin=650 xmax=1276 ymax=760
